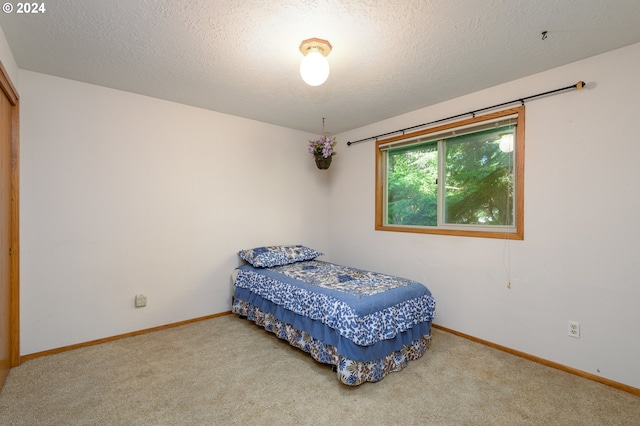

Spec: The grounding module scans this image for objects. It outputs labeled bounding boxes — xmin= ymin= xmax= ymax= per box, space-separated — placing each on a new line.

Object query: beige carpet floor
xmin=1 ymin=314 xmax=639 ymax=425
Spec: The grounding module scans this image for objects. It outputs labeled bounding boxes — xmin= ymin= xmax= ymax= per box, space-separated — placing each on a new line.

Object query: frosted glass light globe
xmin=300 ymin=50 xmax=330 ymax=86
xmin=499 ymin=134 xmax=514 ymax=153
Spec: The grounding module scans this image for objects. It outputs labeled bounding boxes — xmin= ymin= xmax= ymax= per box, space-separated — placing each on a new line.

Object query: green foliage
xmin=386 ymin=126 xmax=514 ymax=227
xmin=445 ymin=128 xmax=514 ymax=225
xmin=387 ymin=143 xmax=438 ymax=226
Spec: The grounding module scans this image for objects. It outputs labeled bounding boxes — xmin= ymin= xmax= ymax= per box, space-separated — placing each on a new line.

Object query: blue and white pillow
xmin=238 ymin=245 xmax=323 ymax=268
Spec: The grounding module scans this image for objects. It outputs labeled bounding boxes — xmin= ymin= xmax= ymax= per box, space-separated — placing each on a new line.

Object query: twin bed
xmin=231 ymin=245 xmax=436 ymax=386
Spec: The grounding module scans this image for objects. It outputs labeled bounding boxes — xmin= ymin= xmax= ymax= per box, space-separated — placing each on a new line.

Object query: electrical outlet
xmin=568 ymin=320 xmax=580 ymax=338
xmin=135 ymin=294 xmax=147 ymax=308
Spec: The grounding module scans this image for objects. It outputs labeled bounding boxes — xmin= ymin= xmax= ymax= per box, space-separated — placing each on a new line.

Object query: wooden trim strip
xmin=9 ymin=88 xmax=19 ymax=368
xmin=20 ymin=311 xmax=233 ymax=362
xmin=432 ymin=323 xmax=640 ymax=397
xmin=9 ymin=100 xmax=18 ymax=367
xmin=0 ymin=60 xmax=18 ymax=105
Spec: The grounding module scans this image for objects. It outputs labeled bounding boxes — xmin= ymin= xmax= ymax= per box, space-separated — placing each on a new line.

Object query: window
xmin=375 ymin=106 xmax=524 ymax=239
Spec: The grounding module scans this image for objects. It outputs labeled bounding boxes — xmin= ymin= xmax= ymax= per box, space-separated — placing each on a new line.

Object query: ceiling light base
xmin=299 ymin=38 xmax=332 ymax=57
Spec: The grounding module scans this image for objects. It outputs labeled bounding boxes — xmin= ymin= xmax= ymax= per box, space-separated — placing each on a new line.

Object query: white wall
xmin=330 ymin=42 xmax=640 ymax=389
xmin=19 ymin=70 xmax=332 ymax=355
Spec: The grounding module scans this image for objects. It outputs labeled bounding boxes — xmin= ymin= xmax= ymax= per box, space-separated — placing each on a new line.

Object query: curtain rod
xmin=346 ymin=81 xmax=585 ymax=146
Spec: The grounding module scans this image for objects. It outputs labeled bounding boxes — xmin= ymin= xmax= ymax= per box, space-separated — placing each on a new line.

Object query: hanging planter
xmin=308 ymin=119 xmax=337 ymax=170
xmin=308 ymin=136 xmax=336 ymax=169
xmin=314 ymin=154 xmax=332 ymax=169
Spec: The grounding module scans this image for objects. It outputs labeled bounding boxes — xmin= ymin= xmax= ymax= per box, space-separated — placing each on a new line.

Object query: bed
xmin=231 ymin=245 xmax=436 ymax=386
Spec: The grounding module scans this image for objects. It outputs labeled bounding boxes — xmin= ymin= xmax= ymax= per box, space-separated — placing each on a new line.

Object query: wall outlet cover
xmin=135 ymin=294 xmax=147 ymax=308
xmin=568 ymin=320 xmax=580 ymax=338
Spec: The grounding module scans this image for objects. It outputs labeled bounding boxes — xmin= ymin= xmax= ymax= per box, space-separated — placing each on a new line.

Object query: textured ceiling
xmin=1 ymin=0 xmax=640 ymax=135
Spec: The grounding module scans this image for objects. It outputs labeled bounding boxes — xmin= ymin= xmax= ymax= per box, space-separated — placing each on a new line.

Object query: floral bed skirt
xmin=233 ymin=299 xmax=431 ymax=386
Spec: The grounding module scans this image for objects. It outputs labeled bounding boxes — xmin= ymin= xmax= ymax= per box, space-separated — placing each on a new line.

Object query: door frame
xmin=0 ymin=59 xmax=19 ymax=368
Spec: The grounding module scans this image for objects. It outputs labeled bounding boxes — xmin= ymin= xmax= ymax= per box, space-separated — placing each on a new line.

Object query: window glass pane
xmin=387 ymin=142 xmax=438 ymax=226
xmin=443 ymin=125 xmax=515 ymax=226
xmin=376 ymin=106 xmax=524 ymax=239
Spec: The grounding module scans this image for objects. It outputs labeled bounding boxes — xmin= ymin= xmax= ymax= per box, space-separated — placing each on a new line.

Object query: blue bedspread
xmin=233 ymin=260 xmax=436 ymax=358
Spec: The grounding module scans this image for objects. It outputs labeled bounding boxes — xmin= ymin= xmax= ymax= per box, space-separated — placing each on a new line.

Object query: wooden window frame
xmin=375 ymin=106 xmax=525 ymax=240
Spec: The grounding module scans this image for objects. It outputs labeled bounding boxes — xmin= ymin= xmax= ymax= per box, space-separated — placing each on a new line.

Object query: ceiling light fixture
xmin=299 ymin=38 xmax=332 ymax=86
xmin=499 ymin=133 xmax=514 ymax=153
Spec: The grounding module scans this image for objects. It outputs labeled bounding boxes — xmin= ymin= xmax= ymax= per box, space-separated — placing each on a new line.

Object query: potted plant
xmin=308 ymin=135 xmax=337 ymax=169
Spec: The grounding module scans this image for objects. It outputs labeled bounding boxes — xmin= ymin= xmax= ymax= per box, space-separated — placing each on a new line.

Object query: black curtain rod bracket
xmin=347 ymin=81 xmax=585 ymax=146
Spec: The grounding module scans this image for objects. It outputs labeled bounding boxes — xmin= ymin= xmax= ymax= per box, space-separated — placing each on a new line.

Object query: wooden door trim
xmin=0 ymin=59 xmax=19 ymax=367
